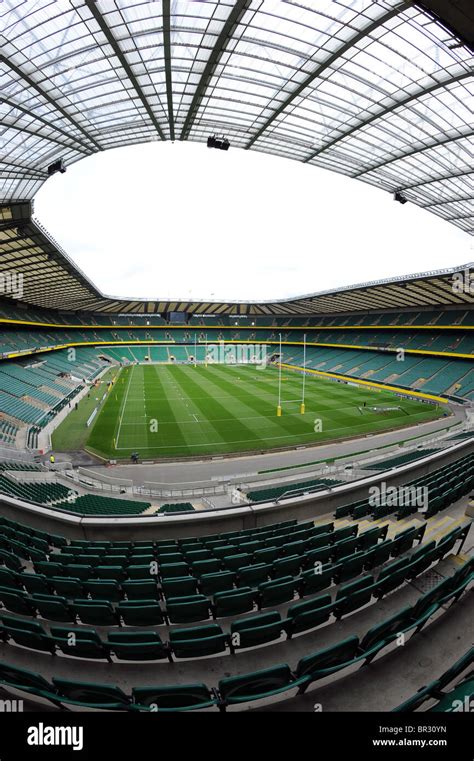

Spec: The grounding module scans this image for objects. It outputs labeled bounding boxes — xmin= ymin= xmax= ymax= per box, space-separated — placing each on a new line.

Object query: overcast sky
xmin=34 ymin=142 xmax=472 ymax=302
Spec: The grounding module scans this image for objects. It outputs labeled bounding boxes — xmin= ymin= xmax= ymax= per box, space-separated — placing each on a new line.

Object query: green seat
xmin=334 ymin=576 xmax=376 ymax=619
xmin=219 ymin=664 xmax=294 ymax=707
xmin=357 ymin=527 xmax=385 ymax=550
xmin=211 ymin=544 xmax=237 ymax=560
xmin=166 ymin=594 xmax=210 ymax=624
xmin=352 ymin=503 xmax=370 ymax=519
xmin=392 ymin=682 xmax=442 ymax=712
xmin=0 ymin=661 xmax=54 ymax=703
xmin=295 ymin=636 xmax=360 ymax=685
xmin=369 ymin=541 xmax=394 ymax=568
xmin=0 ymin=568 xmax=21 ymax=589
xmin=20 ymin=573 xmax=51 ymax=595
xmin=298 ymin=565 xmax=333 ymax=596
xmin=224 ymin=553 xmax=252 ymax=572
xmin=0 ymin=586 xmax=37 ymax=617
xmin=127 ymin=564 xmax=157 ymax=580
xmin=258 ymin=576 xmax=295 ymax=608
xmin=334 ymin=552 xmax=367 ymax=584
xmin=117 ymin=600 xmax=165 ymax=626
xmin=49 ymin=576 xmax=84 ymax=597
xmin=392 ymin=528 xmax=417 ymax=556
xmin=359 ymin=606 xmax=414 ymax=658
xmin=169 ymin=624 xmax=227 ymax=658
xmin=286 ymin=593 xmax=334 ymax=636
xmin=200 ymin=571 xmax=236 ymax=596
xmin=73 ymin=599 xmax=119 ymax=626
xmin=238 ymin=564 xmax=270 ymax=586
xmin=34 ymin=561 xmax=64 ymax=578
xmin=83 ymin=579 xmax=122 ymax=602
xmin=333 ymin=537 xmax=358 ymax=560
xmin=406 ymin=542 xmax=437 ymax=578
xmin=436 ymin=529 xmax=463 ymax=560
xmin=213 ymin=588 xmax=255 ymax=618
xmin=184 ymin=549 xmax=212 ymax=563
xmin=272 ymin=555 xmax=300 ymax=578
xmin=430 ymin=679 xmax=474 ymax=712
xmin=76 ymin=554 xmax=103 ymax=567
xmin=191 ymin=559 xmax=222 ymax=575
xmin=309 ymin=522 xmax=334 ymax=536
xmin=160 ymin=562 xmax=189 ymax=579
xmin=52 ymin=677 xmax=130 ymax=710
xmin=96 ymin=565 xmax=127 ymax=581
xmin=375 ymin=566 xmax=407 ymax=598
xmin=254 ymin=547 xmax=278 ymax=564
xmin=107 ymin=631 xmax=171 ymax=661
xmin=161 ymin=576 xmax=198 ymax=598
xmin=1 ymin=614 xmax=55 ymax=653
xmin=305 ymin=533 xmax=331 ymax=551
xmin=333 ymin=525 xmax=358 ymax=543
xmin=51 ymin=626 xmax=109 ymax=660
xmin=230 ymin=612 xmax=283 ymax=649
xmin=64 ymin=564 xmax=92 ymax=580
xmin=132 ymin=683 xmax=217 ymax=711
xmin=122 ymin=579 xmax=159 ymax=600
xmin=32 ymin=593 xmax=75 ymax=623
xmin=437 ymin=647 xmax=474 ymax=689
xmin=302 ymin=546 xmax=332 ymax=567
xmin=0 ymin=550 xmax=23 ymax=572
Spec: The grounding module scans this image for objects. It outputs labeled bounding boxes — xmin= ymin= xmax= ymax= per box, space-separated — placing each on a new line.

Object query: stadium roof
xmin=0 ymin=0 xmax=473 ymax=314
xmin=0 ymin=201 xmax=472 ymax=314
xmin=1 ymin=0 xmax=473 ymax=229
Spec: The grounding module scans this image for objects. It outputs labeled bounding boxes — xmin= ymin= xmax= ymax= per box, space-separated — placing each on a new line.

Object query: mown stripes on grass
xmin=66 ymin=362 xmax=445 ymax=459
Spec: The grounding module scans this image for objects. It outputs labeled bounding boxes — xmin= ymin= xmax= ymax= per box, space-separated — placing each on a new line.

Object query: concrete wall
xmin=0 ymin=438 xmax=472 ymax=541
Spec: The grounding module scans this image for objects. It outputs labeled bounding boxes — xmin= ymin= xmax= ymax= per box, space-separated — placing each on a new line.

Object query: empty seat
xmin=166 ymin=594 xmax=211 ymax=624
xmin=169 ymin=624 xmax=227 ymax=658
xmin=132 ymin=683 xmax=217 ymax=711
xmin=117 ymin=600 xmax=165 ymax=626
xmin=213 ymin=588 xmax=255 ymax=618
xmin=230 ymin=612 xmax=284 ymax=649
xmin=107 ymin=631 xmax=171 ymax=661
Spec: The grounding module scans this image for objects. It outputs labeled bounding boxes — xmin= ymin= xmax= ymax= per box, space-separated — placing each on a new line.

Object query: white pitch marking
xmin=115 ymin=366 xmax=134 ymax=448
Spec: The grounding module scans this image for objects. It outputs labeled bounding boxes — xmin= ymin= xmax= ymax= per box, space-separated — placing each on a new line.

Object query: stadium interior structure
xmin=0 ymin=0 xmax=473 ymax=718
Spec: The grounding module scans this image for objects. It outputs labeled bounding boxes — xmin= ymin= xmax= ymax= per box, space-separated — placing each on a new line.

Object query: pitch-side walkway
xmin=82 ymin=403 xmax=466 ymax=487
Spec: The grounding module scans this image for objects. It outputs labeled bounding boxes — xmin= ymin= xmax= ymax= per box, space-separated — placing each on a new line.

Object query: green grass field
xmin=53 ymin=363 xmax=445 ymax=459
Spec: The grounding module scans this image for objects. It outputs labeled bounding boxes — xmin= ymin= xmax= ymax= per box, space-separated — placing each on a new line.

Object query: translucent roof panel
xmin=0 ymin=0 xmax=473 ymax=234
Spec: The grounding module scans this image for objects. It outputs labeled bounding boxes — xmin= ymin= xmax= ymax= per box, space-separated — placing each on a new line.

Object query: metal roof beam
xmin=245 ymin=3 xmax=411 ymax=149
xmin=180 ymin=0 xmax=252 ymax=140
xmin=85 ymin=0 xmax=165 ymax=141
xmin=304 ymin=71 xmax=472 ymax=163
xmin=2 ymin=96 xmax=92 ymax=155
xmin=422 ymin=194 xmax=474 ymax=207
xmin=396 ymin=168 xmax=473 ymax=192
xmin=353 ymin=130 xmax=474 ymax=177
xmin=0 ymin=55 xmax=101 ymax=152
xmin=163 ymin=0 xmax=174 ymax=141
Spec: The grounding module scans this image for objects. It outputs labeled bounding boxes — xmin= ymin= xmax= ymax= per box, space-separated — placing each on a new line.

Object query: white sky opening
xmin=34 ymin=142 xmax=471 ymax=302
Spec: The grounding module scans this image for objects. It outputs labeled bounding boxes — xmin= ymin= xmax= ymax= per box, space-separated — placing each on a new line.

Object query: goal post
xmin=277 ymin=333 xmax=307 ymax=416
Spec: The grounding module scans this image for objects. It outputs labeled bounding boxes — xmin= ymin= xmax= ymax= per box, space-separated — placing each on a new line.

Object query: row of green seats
xmin=0 ymin=561 xmax=471 ymax=712
xmin=0 ymin=530 xmax=467 ymax=633
xmin=52 ymin=494 xmax=151 ymax=516
xmin=247 ymin=478 xmax=343 ymax=503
